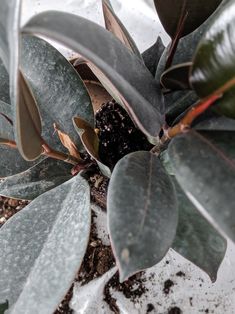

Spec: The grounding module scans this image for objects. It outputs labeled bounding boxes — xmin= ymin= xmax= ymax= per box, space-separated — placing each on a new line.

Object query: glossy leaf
xmin=191 ymin=0 xmax=235 ymax=119
xmin=161 ymin=62 xmax=192 ymax=91
xmin=17 ymin=71 xmax=43 ymax=160
xmin=142 ymin=37 xmax=165 ymax=77
xmin=107 ymin=151 xmax=178 ymax=281
xmin=0 ymin=101 xmax=35 ymax=178
xmin=154 ymin=0 xmax=222 ymax=38
xmin=0 ymin=158 xmax=72 ymax=200
xmin=165 ymin=91 xmax=199 ymax=126
xmin=173 ymin=181 xmax=227 ymax=282
xmin=0 ymin=174 xmax=90 ymax=313
xmin=23 ymin=11 xmax=163 ymax=140
xmin=20 ymin=34 xmax=93 ymax=151
xmin=102 ymin=0 xmax=141 ymax=58
xmin=169 ymin=131 xmax=235 ymax=242
xmin=73 ymin=117 xmax=111 ymax=177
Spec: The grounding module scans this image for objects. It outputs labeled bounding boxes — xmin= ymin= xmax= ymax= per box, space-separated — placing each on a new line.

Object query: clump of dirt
xmin=76 ymin=212 xmax=115 ymax=285
xmin=168 ymin=306 xmax=182 ymax=314
xmin=146 ymin=303 xmax=155 ymax=312
xmin=176 ymin=271 xmax=185 ymax=278
xmin=95 ymin=100 xmax=153 ymax=168
xmin=54 ymin=287 xmax=73 ymax=314
xmin=88 ymin=171 xmax=109 ymax=210
xmin=0 ymin=196 xmax=29 ymax=227
xmin=163 ymin=279 xmax=175 ymax=295
xmin=103 ymin=271 xmax=147 ymax=314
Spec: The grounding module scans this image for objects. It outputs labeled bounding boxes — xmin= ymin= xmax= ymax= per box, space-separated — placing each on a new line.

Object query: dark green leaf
xmin=191 ymin=0 xmax=235 ymax=119
xmin=20 ymin=34 xmax=93 ymax=151
xmin=102 ymin=0 xmax=141 ymax=58
xmin=154 ymin=0 xmax=222 ymax=38
xmin=0 ymin=174 xmax=90 ymax=313
xmin=169 ymin=131 xmax=235 ymax=242
xmin=23 ymin=11 xmax=163 ymax=141
xmin=173 ymin=180 xmax=227 ymax=282
xmin=165 ymin=91 xmax=199 ymax=126
xmin=107 ymin=151 xmax=178 ymax=281
xmin=0 ymin=158 xmax=72 ymax=200
xmin=160 ymin=62 xmax=192 ymax=91
xmin=142 ymin=37 xmax=165 ymax=77
xmin=73 ymin=117 xmax=111 ymax=177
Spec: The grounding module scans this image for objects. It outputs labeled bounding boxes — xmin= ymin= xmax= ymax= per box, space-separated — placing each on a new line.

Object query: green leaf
xmin=191 ymin=0 xmax=235 ymax=119
xmin=0 ymin=174 xmax=90 ymax=313
xmin=23 ymin=11 xmax=163 ymax=140
xmin=154 ymin=0 xmax=222 ymax=38
xmin=173 ymin=180 xmax=227 ymax=282
xmin=107 ymin=151 xmax=178 ymax=282
xmin=142 ymin=37 xmax=165 ymax=77
xmin=165 ymin=91 xmax=199 ymax=126
xmin=17 ymin=71 xmax=43 ymax=160
xmin=160 ymin=62 xmax=192 ymax=91
xmin=168 ymin=130 xmax=235 ymax=242
xmin=102 ymin=0 xmax=141 ymax=58
xmin=20 ymin=34 xmax=93 ymax=151
xmin=73 ymin=117 xmax=111 ymax=177
xmin=0 ymin=158 xmax=72 ymax=200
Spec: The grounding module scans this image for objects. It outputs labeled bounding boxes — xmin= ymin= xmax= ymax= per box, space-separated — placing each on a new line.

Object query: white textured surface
xmin=71 ymin=209 xmax=235 ymax=314
xmin=21 ymin=0 xmax=170 ymax=58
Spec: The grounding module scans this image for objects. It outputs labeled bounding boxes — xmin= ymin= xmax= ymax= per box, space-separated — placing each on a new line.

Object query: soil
xmin=0 ymin=196 xmax=29 ymax=227
xmin=163 ymin=279 xmax=175 ymax=295
xmin=168 ymin=307 xmax=182 ymax=314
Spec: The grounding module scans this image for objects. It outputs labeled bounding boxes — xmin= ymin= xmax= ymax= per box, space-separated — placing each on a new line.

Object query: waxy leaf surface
xmin=0 ymin=174 xmax=90 ymax=314
xmin=23 ymin=11 xmax=163 ymax=140
xmin=107 ymin=151 xmax=178 ymax=281
xmin=169 ymin=131 xmax=235 ymax=242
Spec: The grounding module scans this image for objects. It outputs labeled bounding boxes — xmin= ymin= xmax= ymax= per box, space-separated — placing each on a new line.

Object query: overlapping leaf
xmin=154 ymin=0 xmax=222 ymax=38
xmin=142 ymin=37 xmax=165 ymax=77
xmin=0 ymin=58 xmax=10 ymax=104
xmin=0 ymin=158 xmax=72 ymax=200
xmin=20 ymin=35 xmax=93 ymax=152
xmin=191 ymin=0 xmax=235 ymax=118
xmin=169 ymin=130 xmax=235 ymax=242
xmin=22 ymin=11 xmax=163 ymax=141
xmin=73 ymin=117 xmax=111 ymax=177
xmin=107 ymin=151 xmax=178 ymax=281
xmin=173 ymin=181 xmax=227 ymax=282
xmin=161 ymin=62 xmax=192 ymax=91
xmin=102 ymin=0 xmax=141 ymax=58
xmin=0 ymin=174 xmax=90 ymax=314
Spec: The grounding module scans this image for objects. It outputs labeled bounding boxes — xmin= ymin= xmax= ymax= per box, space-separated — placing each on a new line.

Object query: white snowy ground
xmin=21 ymin=1 xmax=235 ymax=313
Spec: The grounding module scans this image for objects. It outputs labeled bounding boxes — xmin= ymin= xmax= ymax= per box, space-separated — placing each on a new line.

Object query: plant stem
xmin=162 ymin=93 xmax=221 ymax=142
xmin=1 ymin=140 xmax=80 ymax=166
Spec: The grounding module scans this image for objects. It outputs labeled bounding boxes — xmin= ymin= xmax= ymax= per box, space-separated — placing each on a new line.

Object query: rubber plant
xmin=0 ymin=0 xmax=234 ymax=312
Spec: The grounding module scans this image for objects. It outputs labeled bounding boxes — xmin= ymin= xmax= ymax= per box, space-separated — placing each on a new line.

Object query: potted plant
xmin=0 ymin=0 xmax=235 ymax=313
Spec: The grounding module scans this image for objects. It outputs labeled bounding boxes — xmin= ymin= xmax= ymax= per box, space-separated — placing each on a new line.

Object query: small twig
xmin=41 ymin=144 xmax=80 ymax=166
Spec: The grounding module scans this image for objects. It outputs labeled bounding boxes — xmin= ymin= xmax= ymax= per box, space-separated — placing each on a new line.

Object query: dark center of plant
xmin=95 ymin=100 xmax=153 ymax=168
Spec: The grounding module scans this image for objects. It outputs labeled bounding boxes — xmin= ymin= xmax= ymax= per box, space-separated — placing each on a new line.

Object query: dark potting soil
xmin=168 ymin=307 xmax=182 ymax=314
xmin=95 ymin=100 xmax=153 ymax=169
xmin=0 ymin=196 xmax=29 ymax=227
